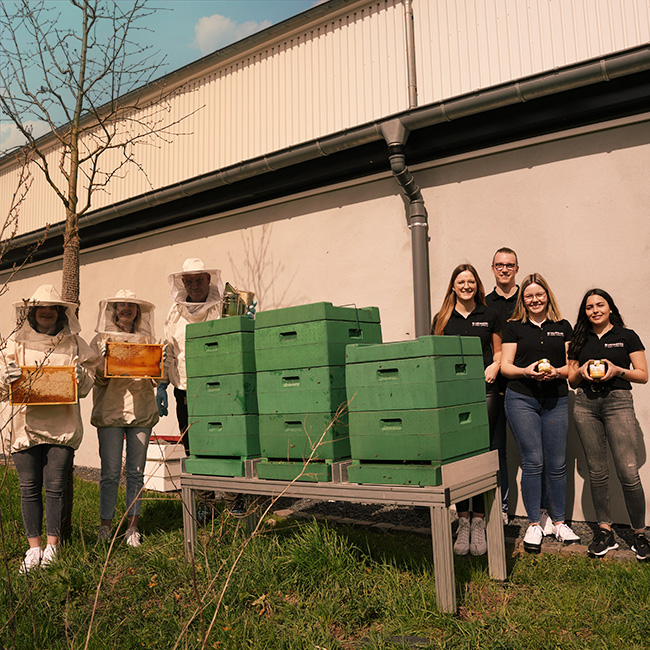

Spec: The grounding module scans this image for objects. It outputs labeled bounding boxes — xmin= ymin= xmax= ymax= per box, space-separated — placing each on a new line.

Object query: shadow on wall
xmin=228 ymin=223 xmax=300 ymax=312
xmin=420 ymin=120 xmax=650 ymax=188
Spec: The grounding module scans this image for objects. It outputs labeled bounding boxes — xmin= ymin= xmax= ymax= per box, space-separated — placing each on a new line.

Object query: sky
xmin=0 ymin=0 xmax=323 ymax=150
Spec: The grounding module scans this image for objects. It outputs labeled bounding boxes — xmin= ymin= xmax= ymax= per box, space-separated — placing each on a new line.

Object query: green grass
xmin=1 ymin=466 xmax=650 ymax=649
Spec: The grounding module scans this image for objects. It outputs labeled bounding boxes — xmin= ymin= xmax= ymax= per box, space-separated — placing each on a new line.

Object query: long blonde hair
xmin=432 ymin=264 xmax=486 ymax=335
xmin=509 ymin=273 xmax=562 ymax=323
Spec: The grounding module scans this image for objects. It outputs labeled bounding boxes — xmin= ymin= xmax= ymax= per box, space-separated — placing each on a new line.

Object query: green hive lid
xmin=186 ymin=315 xmax=255 ymax=338
xmin=346 ymin=334 xmax=482 ymax=363
xmin=255 ymin=302 xmax=380 ymax=328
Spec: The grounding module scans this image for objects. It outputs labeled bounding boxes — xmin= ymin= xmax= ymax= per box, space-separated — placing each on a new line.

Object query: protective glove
xmin=99 ymin=340 xmax=108 ymax=357
xmin=156 ymin=382 xmax=169 ymax=417
xmin=73 ymin=356 xmax=84 ymax=384
xmin=246 ymin=300 xmax=257 ymax=320
xmin=4 ymin=362 xmax=22 ymax=383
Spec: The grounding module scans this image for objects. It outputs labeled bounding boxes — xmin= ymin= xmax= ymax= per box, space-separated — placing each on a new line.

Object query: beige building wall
xmin=2 ymin=113 xmax=649 ymax=524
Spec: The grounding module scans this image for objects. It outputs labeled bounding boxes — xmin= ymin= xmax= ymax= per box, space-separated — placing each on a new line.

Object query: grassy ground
xmin=1 ymin=466 xmax=650 ymax=650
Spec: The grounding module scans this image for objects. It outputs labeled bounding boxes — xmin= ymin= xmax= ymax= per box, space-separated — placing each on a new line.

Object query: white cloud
xmin=191 ymin=14 xmax=272 ymax=55
xmin=0 ymin=121 xmax=50 ymax=154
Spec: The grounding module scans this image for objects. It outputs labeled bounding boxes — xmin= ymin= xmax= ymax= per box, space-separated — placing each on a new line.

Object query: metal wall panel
xmin=3 ymin=0 xmax=650 ymax=234
xmin=414 ymin=0 xmax=650 ymax=104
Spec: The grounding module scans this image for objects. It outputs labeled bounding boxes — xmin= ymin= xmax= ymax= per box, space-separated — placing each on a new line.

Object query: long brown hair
xmin=509 ymin=273 xmax=562 ymax=323
xmin=432 ymin=264 xmax=486 ymax=335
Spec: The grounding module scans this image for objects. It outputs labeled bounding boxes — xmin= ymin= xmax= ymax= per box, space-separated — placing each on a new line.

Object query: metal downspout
xmin=381 ymin=120 xmax=431 ymax=338
xmin=404 ymin=0 xmax=418 ymax=109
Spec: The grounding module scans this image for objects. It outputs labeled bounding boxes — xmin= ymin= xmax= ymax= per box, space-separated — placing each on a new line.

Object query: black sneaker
xmin=631 ymin=533 xmax=650 ymax=560
xmin=588 ymin=528 xmax=618 ymax=557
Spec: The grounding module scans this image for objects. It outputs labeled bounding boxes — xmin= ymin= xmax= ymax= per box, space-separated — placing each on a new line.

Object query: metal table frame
xmin=180 ymin=450 xmax=507 ymax=613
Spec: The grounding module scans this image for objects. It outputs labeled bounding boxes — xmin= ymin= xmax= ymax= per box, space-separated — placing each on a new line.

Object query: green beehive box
xmin=255 ymin=302 xmax=381 ymax=328
xmin=188 ymin=414 xmax=260 ymax=457
xmin=187 ymin=315 xmax=255 ymax=338
xmin=184 ymin=456 xmax=248 ymax=477
xmin=255 ymin=302 xmax=382 ymax=371
xmin=185 ymin=331 xmax=256 ymax=377
xmin=347 ymin=460 xmax=442 ymax=486
xmin=349 ymin=404 xmax=489 ymax=462
xmin=187 ymin=373 xmax=257 ymax=416
xmin=255 ymin=459 xmax=334 ymax=482
xmin=256 ymin=366 xmax=346 ymax=414
xmin=259 ymin=412 xmax=350 ymax=461
xmin=346 ymin=335 xmax=485 ymax=411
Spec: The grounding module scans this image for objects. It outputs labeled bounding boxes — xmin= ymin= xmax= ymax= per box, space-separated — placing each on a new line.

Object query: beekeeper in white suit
xmin=156 ymin=258 xmax=224 ymax=453
xmin=0 ymin=284 xmax=96 ymax=573
xmin=91 ymin=289 xmax=160 ymax=548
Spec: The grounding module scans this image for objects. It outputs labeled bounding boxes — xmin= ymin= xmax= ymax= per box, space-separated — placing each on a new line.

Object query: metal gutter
xmin=5 ymin=45 xmax=650 ymax=337
xmin=12 ymin=45 xmax=650 ymax=253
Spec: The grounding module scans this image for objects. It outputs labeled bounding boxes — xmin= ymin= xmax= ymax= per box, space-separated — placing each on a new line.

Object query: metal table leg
xmin=430 ymin=503 xmax=456 ymax=614
xmin=484 ymin=486 xmax=507 ymax=581
xmin=182 ymin=484 xmax=197 ymax=561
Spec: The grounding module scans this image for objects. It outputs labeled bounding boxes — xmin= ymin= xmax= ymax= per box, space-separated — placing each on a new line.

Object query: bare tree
xmin=1 ymin=0 xmax=198 ymax=542
xmin=0 ymin=0 xmax=192 ymax=303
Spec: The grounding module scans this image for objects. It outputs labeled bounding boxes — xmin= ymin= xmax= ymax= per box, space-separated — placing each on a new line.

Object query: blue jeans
xmin=98 ymin=427 xmax=151 ymax=520
xmin=573 ymin=388 xmax=645 ymax=530
xmin=12 ymin=444 xmax=74 ymax=538
xmin=505 ymin=389 xmax=569 ymax=523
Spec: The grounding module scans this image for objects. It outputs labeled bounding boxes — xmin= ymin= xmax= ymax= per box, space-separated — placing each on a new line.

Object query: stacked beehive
xmin=254 ymin=302 xmax=382 ymax=482
xmin=184 ymin=316 xmax=260 ymax=477
xmin=345 ymin=335 xmax=489 ymax=486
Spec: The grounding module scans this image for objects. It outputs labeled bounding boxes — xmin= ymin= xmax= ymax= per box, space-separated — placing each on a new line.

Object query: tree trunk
xmin=60 ymin=208 xmax=79 ymax=543
xmin=61 ymin=213 xmax=80 ymax=304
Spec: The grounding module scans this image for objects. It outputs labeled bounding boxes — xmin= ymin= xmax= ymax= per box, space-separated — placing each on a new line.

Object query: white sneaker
xmin=454 ymin=517 xmax=470 ymax=555
xmin=41 ymin=544 xmax=58 ymax=569
xmin=469 ymin=517 xmax=487 ymax=556
xmin=125 ymin=527 xmax=141 ymax=548
xmin=553 ymin=522 xmax=580 ymax=544
xmin=539 ymin=509 xmax=554 ymax=536
xmin=97 ymin=525 xmax=111 ymax=542
xmin=523 ymin=524 xmax=544 ymax=553
xmin=19 ymin=546 xmax=43 ymax=574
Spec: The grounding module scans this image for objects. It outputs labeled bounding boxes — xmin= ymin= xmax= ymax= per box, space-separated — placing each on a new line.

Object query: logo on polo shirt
xmin=546 ymin=331 xmax=565 ymax=337
xmin=604 ymin=342 xmax=624 ymax=348
xmin=472 ymin=322 xmax=489 ymax=328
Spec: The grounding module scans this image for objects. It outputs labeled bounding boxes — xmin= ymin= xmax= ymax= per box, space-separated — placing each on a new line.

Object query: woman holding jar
xmin=91 ymin=290 xmax=160 ymax=548
xmin=432 ymin=263 xmax=502 ymax=556
xmin=0 ymin=285 xmax=96 ymax=573
xmin=501 ymin=273 xmax=579 ymax=553
xmin=568 ymin=289 xmax=649 ymax=559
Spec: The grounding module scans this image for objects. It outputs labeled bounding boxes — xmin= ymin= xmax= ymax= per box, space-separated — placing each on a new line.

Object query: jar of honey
xmin=537 ymin=358 xmax=552 ymax=373
xmin=589 ymin=360 xmax=606 ymax=379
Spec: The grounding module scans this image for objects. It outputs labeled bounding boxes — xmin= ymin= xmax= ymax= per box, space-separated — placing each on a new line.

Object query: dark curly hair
xmin=568 ymin=288 xmax=625 ymax=359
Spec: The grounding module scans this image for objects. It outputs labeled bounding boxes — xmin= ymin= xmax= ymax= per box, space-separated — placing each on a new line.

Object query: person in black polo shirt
xmin=568 ymin=288 xmax=650 ymax=560
xmin=486 ymin=247 xmax=520 ymax=523
xmin=501 ymin=273 xmax=580 ymax=553
xmin=432 ymin=263 xmax=502 ymax=556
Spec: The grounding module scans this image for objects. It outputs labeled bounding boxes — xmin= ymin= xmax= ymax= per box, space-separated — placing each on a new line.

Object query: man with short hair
xmin=157 ymin=258 xmax=224 ymax=453
xmin=485 ymin=247 xmax=519 ymax=523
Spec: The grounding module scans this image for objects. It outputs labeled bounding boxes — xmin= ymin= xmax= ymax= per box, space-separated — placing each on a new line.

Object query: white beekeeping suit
xmin=90 ymin=289 xmax=160 ymax=429
xmin=0 ymin=284 xmax=96 ymax=454
xmin=164 ymin=258 xmax=224 ymax=391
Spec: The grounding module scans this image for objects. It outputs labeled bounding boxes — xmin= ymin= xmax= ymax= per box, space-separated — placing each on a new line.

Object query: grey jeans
xmin=12 ymin=444 xmax=74 ymax=538
xmin=573 ymin=388 xmax=646 ymax=530
xmin=98 ymin=427 xmax=151 ymax=520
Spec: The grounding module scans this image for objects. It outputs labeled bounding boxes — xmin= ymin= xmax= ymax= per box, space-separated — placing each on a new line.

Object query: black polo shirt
xmin=486 ymin=287 xmax=519 ymax=392
xmin=486 ymin=287 xmax=519 ymax=323
xmin=568 ymin=325 xmax=644 ymax=391
xmin=442 ymin=304 xmax=501 ymax=369
xmin=503 ymin=318 xmax=572 ymax=397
